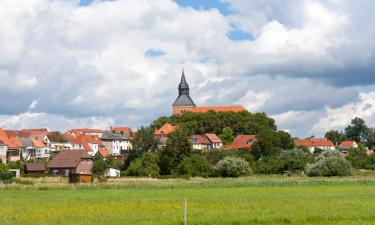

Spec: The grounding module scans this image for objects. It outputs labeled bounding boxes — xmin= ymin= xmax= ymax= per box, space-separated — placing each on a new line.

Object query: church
xmin=172 ymin=70 xmax=246 ymax=115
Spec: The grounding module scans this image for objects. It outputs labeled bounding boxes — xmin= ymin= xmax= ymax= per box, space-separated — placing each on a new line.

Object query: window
xmin=65 ymin=169 xmax=69 ymax=176
xmin=53 ymin=170 xmax=58 ymax=175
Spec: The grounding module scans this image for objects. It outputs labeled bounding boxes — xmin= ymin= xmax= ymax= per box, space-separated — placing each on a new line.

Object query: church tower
xmin=172 ymin=70 xmax=196 ymax=115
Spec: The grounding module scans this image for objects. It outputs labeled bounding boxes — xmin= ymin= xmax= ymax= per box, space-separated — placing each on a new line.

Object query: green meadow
xmin=1 ymin=176 xmax=375 ymax=225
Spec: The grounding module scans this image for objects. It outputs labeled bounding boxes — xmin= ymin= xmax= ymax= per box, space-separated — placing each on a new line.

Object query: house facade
xmin=47 ymin=150 xmax=93 ymax=176
xmin=294 ymin=138 xmax=336 ymax=153
xmin=190 ymin=133 xmax=223 ymax=150
xmin=224 ymin=135 xmax=257 ymax=150
xmin=101 ymin=131 xmax=132 ymax=156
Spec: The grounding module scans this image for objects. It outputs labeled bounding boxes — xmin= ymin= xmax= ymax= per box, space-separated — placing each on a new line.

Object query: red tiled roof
xmin=0 ymin=128 xmax=11 ymax=146
xmin=191 ymin=135 xmax=210 ymax=145
xmin=72 ymin=135 xmax=103 ymax=152
xmin=48 ymin=150 xmax=92 ymax=169
xmin=98 ymin=148 xmax=109 ymax=158
xmin=340 ymin=141 xmax=356 ymax=148
xmin=112 ymin=127 xmax=134 ymax=137
xmin=63 ymin=129 xmax=104 ymax=141
xmin=205 ymin=133 xmax=222 ymax=143
xmin=294 ymin=139 xmax=334 ymax=147
xmin=4 ymin=130 xmax=18 ymax=138
xmin=32 ymin=138 xmax=45 ymax=148
xmin=155 ymin=123 xmax=177 ymax=136
xmin=233 ymin=135 xmax=257 ymax=145
xmin=192 ymin=106 xmax=246 ymax=113
xmin=8 ymin=137 xmax=22 ymax=148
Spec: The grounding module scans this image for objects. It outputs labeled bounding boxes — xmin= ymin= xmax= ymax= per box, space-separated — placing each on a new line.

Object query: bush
xmin=280 ymin=149 xmax=312 ymax=172
xmin=13 ymin=178 xmax=34 ymax=185
xmin=254 ymin=157 xmax=284 ymax=174
xmin=0 ymin=172 xmax=13 ymax=183
xmin=215 ymin=157 xmax=252 ymax=177
xmin=172 ymin=154 xmax=212 ymax=178
xmin=305 ymin=150 xmax=352 ymax=177
xmin=126 ymin=152 xmax=160 ymax=177
xmin=203 ymin=149 xmax=254 ymax=165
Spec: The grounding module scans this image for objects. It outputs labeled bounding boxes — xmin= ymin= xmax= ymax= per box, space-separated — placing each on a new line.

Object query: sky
xmin=0 ymin=0 xmax=375 ymax=137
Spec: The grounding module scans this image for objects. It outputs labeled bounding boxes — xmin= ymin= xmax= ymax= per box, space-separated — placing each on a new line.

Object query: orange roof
xmin=72 ymin=135 xmax=104 ymax=152
xmin=294 ymin=138 xmax=334 ymax=147
xmin=205 ymin=133 xmax=222 ymax=143
xmin=0 ymin=128 xmax=11 ymax=146
xmin=112 ymin=127 xmax=134 ymax=137
xmin=191 ymin=135 xmax=210 ymax=145
xmin=192 ymin=106 xmax=246 ymax=113
xmin=63 ymin=128 xmax=104 ymax=141
xmin=233 ymin=135 xmax=257 ymax=145
xmin=340 ymin=141 xmax=356 ymax=148
xmin=155 ymin=123 xmax=177 ymax=136
xmin=8 ymin=137 xmax=22 ymax=148
xmin=32 ymin=138 xmax=45 ymax=148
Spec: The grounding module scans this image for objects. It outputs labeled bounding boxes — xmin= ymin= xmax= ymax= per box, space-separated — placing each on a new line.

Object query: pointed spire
xmin=179 ymin=68 xmax=189 ymax=90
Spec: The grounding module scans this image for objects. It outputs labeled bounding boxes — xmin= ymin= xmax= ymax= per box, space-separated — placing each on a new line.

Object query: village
xmin=0 ymin=71 xmax=373 ymax=183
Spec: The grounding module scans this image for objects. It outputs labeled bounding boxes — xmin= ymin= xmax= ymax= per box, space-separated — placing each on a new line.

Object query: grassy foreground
xmin=1 ymin=176 xmax=375 ymax=225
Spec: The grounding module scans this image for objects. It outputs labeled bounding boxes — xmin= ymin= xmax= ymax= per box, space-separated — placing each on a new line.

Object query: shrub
xmin=215 ymin=157 xmax=252 ymax=177
xmin=280 ymin=149 xmax=312 ymax=172
xmin=126 ymin=152 xmax=160 ymax=177
xmin=203 ymin=149 xmax=254 ymax=165
xmin=13 ymin=178 xmax=34 ymax=185
xmin=254 ymin=157 xmax=284 ymax=174
xmin=305 ymin=150 xmax=352 ymax=177
xmin=0 ymin=172 xmax=13 ymax=183
xmin=172 ymin=154 xmax=212 ymax=178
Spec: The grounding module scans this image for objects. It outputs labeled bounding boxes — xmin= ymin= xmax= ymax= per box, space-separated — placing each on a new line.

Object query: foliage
xmin=280 ymin=149 xmax=312 ymax=172
xmin=0 ymin=163 xmax=9 ymax=173
xmin=346 ymin=145 xmax=369 ymax=169
xmin=325 ymin=130 xmax=346 ymax=145
xmin=47 ymin=131 xmax=69 ymax=143
xmin=126 ymin=152 xmax=160 ymax=177
xmin=345 ymin=117 xmax=369 ymax=143
xmin=92 ymin=155 xmax=108 ymax=177
xmin=277 ymin=130 xmax=294 ymax=150
xmin=172 ymin=154 xmax=212 ymax=178
xmin=0 ymin=172 xmax=13 ymax=182
xmin=305 ymin=150 xmax=352 ymax=177
xmin=152 ymin=111 xmax=277 ymax=136
xmin=215 ymin=157 xmax=252 ymax=177
xmin=159 ymin=128 xmax=192 ymax=175
xmin=202 ymin=149 xmax=254 ymax=165
xmin=123 ymin=126 xmax=160 ymax=170
xmin=251 ymin=128 xmax=281 ymax=159
xmin=254 ymin=157 xmax=284 ymax=174
xmin=219 ymin=127 xmax=234 ymax=145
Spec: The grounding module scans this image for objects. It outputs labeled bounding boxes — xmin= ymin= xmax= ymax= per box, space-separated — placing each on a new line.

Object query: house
xmin=63 ymin=128 xmax=104 ymax=141
xmin=71 ymin=135 xmax=108 ymax=156
xmin=20 ymin=137 xmax=50 ymax=160
xmin=50 ymin=142 xmax=72 ymax=153
xmin=0 ymin=140 xmax=7 ymax=163
xmin=172 ymin=70 xmax=246 ymax=115
xmin=155 ymin=123 xmax=177 ymax=147
xmin=294 ymin=138 xmax=335 ymax=153
xmin=47 ymin=150 xmax=93 ymax=176
xmin=0 ymin=129 xmax=23 ymax=163
xmin=190 ymin=133 xmax=223 ymax=150
xmin=224 ymin=135 xmax=257 ymax=150
xmin=101 ymin=130 xmax=133 ymax=157
xmin=24 ymin=162 xmax=47 ymax=174
xmin=111 ymin=127 xmax=134 ymax=137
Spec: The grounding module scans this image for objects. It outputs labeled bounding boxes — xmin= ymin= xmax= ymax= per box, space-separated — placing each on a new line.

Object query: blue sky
xmin=1 ymin=0 xmax=375 ymax=137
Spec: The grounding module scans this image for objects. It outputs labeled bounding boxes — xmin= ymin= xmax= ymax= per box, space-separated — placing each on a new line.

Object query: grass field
xmin=1 ymin=176 xmax=375 ymax=225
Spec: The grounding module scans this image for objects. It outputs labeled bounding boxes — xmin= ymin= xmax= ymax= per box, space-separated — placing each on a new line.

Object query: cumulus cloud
xmin=0 ymin=0 xmax=373 ymax=136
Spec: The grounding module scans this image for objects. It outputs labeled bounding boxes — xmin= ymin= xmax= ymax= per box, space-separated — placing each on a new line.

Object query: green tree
xmin=345 ymin=117 xmax=369 ymax=143
xmin=346 ymin=144 xmax=369 ymax=169
xmin=172 ymin=154 xmax=212 ymax=177
xmin=277 ymin=130 xmax=294 ymax=150
xmin=305 ymin=150 xmax=352 ymax=177
xmin=281 ymin=149 xmax=311 ymax=172
xmin=325 ymin=130 xmax=346 ymax=145
xmin=123 ymin=126 xmax=160 ymax=170
xmin=251 ymin=128 xmax=281 ymax=159
xmin=92 ymin=155 xmax=107 ymax=177
xmin=126 ymin=152 xmax=160 ymax=177
xmin=47 ymin=131 xmax=68 ymax=143
xmin=159 ymin=128 xmax=192 ymax=175
xmin=219 ymin=127 xmax=234 ymax=145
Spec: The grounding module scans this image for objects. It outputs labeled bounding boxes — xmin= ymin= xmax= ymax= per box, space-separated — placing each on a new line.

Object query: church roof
xmin=173 ymin=94 xmax=196 ymax=106
xmin=192 ymin=106 xmax=246 ymax=113
xmin=179 ymin=70 xmax=189 ymax=89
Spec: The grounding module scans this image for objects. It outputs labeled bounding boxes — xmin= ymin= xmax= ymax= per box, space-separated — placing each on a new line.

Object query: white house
xmin=101 ymin=131 xmax=132 ymax=156
xmin=294 ymin=138 xmax=336 ymax=153
xmin=20 ymin=137 xmax=50 ymax=160
xmin=190 ymin=133 xmax=223 ymax=150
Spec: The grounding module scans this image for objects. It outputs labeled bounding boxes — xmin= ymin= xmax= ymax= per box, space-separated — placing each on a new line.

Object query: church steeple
xmin=172 ymin=69 xmax=196 ymax=114
xmin=179 ymin=69 xmax=190 ymax=95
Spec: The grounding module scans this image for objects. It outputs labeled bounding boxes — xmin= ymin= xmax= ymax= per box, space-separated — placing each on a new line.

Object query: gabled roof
xmin=32 ymin=138 xmax=45 ymax=148
xmin=224 ymin=143 xmax=252 ymax=150
xmin=98 ymin=148 xmax=109 ymax=158
xmin=294 ymin=138 xmax=334 ymax=147
xmin=192 ymin=106 xmax=246 ymax=113
xmin=233 ymin=135 xmax=257 ymax=145
xmin=340 ymin=140 xmax=357 ymax=148
xmin=72 ymin=135 xmax=103 ymax=152
xmin=63 ymin=129 xmax=104 ymax=141
xmin=155 ymin=123 xmax=177 ymax=136
xmin=111 ymin=127 xmax=134 ymax=137
xmin=25 ymin=162 xmax=46 ymax=172
xmin=205 ymin=133 xmax=222 ymax=143
xmin=191 ymin=135 xmax=210 ymax=145
xmin=48 ymin=150 xmax=92 ymax=169
xmin=0 ymin=128 xmax=11 ymax=146
xmin=8 ymin=137 xmax=23 ymax=149
xmin=173 ymin=94 xmax=196 ymax=106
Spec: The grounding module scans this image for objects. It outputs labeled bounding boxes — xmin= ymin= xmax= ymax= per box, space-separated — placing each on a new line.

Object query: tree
xmin=159 ymin=128 xmax=192 ymax=175
xmin=47 ymin=131 xmax=68 ymax=143
xmin=215 ymin=157 xmax=252 ymax=177
xmin=305 ymin=150 xmax=352 ymax=177
xmin=123 ymin=126 xmax=160 ymax=170
xmin=172 ymin=154 xmax=212 ymax=178
xmin=346 ymin=144 xmax=369 ymax=169
xmin=281 ymin=149 xmax=311 ymax=172
xmin=345 ymin=117 xmax=369 ymax=143
xmin=325 ymin=130 xmax=346 ymax=146
xmin=251 ymin=128 xmax=281 ymax=159
xmin=219 ymin=127 xmax=234 ymax=145
xmin=126 ymin=152 xmax=160 ymax=177
xmin=92 ymin=155 xmax=107 ymax=177
xmin=277 ymin=131 xmax=294 ymax=150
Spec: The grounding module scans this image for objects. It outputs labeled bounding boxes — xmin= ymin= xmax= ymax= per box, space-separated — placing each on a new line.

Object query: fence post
xmin=184 ymin=198 xmax=187 ymax=225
